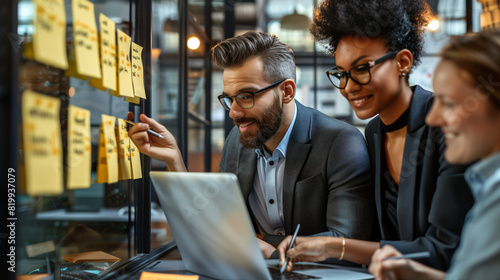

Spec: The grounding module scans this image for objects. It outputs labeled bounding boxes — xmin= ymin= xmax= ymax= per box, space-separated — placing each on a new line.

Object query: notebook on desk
xmin=150 ymin=171 xmax=373 ymax=280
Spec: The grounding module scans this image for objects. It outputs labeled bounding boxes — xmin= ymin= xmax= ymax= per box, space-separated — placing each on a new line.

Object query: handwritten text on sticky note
xmin=33 ymin=0 xmax=68 ymax=69
xmin=72 ymin=0 xmax=101 ymax=78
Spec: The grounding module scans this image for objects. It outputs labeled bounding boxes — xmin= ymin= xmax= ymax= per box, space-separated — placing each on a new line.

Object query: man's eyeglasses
xmin=326 ymin=51 xmax=399 ymax=89
xmin=218 ymin=79 xmax=286 ymax=111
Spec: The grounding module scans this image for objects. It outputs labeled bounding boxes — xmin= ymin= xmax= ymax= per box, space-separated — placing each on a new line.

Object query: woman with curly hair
xmin=277 ymin=0 xmax=474 ymax=270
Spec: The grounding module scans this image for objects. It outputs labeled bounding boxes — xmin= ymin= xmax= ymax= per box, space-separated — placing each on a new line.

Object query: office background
xmin=1 ymin=0 xmax=493 ymax=279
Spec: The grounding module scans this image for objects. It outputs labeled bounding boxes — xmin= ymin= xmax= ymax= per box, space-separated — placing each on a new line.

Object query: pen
xmin=383 ymin=251 xmax=431 ymax=261
xmin=280 ymin=224 xmax=301 ymax=274
xmin=124 ymin=120 xmax=165 ymax=139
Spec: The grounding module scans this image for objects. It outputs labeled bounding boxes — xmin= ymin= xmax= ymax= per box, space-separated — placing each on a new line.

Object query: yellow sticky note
xmin=22 ymin=41 xmax=35 ymax=61
xmin=108 ymin=89 xmax=122 ymax=98
xmin=116 ymin=119 xmax=132 ymax=180
xmin=88 ymin=69 xmax=108 ymax=91
xmin=72 ymin=0 xmax=101 ymax=78
xmin=88 ymin=34 xmax=108 ymax=92
xmin=125 ymin=96 xmax=141 ymax=104
xmin=129 ymin=138 xmax=142 ymax=179
xmin=96 ymin=124 xmax=108 ymax=183
xmin=89 ymin=13 xmax=117 ymax=91
xmin=22 ymin=90 xmax=63 ymax=195
xmin=100 ymin=14 xmax=117 ymax=90
xmin=116 ymin=29 xmax=134 ymax=97
xmin=140 ymin=271 xmax=199 ymax=280
xmin=131 ymin=42 xmax=146 ymax=99
xmin=67 ymin=105 xmax=91 ymax=189
xmin=66 ymin=46 xmax=88 ymax=80
xmin=96 ymin=114 xmax=118 ymax=183
xmin=33 ymin=0 xmax=68 ymax=69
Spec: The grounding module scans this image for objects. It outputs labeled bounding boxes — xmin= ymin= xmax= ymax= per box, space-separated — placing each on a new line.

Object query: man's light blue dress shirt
xmin=248 ymin=103 xmax=297 ymax=236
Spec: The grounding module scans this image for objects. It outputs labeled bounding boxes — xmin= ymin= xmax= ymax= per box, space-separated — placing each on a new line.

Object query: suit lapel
xmin=283 ymin=140 xmax=311 ymax=233
xmin=282 ymin=102 xmax=312 ymax=234
xmin=397 ymin=86 xmax=431 ymax=240
xmin=238 ymin=148 xmax=257 ymax=201
xmin=373 ymin=127 xmax=387 ymax=237
xmin=397 ymin=127 xmax=426 ymax=240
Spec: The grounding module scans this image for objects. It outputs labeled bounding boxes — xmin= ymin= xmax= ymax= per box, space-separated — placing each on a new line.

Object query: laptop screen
xmin=150 ymin=171 xmax=272 ymax=280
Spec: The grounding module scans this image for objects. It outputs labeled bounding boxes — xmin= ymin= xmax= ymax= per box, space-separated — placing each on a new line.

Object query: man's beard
xmin=236 ymin=95 xmax=283 ymax=149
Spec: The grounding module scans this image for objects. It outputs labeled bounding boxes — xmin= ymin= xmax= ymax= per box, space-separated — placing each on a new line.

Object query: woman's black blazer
xmin=365 ymin=86 xmax=474 ymax=270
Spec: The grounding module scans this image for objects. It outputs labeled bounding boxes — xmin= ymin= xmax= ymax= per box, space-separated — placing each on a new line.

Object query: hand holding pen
xmin=126 ymin=112 xmax=187 ymax=172
xmin=383 ymin=251 xmax=430 ymax=261
xmin=280 ymin=224 xmax=301 ymax=274
xmin=369 ymin=245 xmax=439 ymax=280
xmin=125 ymin=119 xmax=165 ymax=139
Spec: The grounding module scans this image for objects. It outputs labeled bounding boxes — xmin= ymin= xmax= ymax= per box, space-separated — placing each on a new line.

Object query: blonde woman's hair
xmin=440 ymin=30 xmax=500 ymax=108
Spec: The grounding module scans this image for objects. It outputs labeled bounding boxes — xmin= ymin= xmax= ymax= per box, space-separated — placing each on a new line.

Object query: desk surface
xmin=129 ymin=248 xmax=374 ymax=280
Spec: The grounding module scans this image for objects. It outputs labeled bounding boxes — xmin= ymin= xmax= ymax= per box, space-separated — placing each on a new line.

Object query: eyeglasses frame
xmin=326 ymin=51 xmax=399 ymax=89
xmin=218 ymin=79 xmax=287 ymax=111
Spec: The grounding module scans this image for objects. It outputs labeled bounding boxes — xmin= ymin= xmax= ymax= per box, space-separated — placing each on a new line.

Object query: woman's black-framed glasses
xmin=326 ymin=51 xmax=399 ymax=89
xmin=218 ymin=79 xmax=286 ymax=111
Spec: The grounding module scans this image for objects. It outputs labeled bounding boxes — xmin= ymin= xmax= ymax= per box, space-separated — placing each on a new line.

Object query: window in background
xmin=15 ymin=0 xmax=142 ymax=278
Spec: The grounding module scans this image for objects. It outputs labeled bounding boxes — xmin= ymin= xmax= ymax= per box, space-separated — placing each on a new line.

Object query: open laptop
xmin=150 ymin=171 xmax=373 ymax=280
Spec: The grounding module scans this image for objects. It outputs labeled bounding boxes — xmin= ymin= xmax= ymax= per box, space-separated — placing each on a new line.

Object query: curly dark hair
xmin=310 ymin=0 xmax=432 ymax=67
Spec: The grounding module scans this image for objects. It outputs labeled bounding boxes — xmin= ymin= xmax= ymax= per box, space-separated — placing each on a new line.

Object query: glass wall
xmin=150 ymin=0 xmax=225 ymax=174
xmin=13 ymin=0 xmax=146 ymax=278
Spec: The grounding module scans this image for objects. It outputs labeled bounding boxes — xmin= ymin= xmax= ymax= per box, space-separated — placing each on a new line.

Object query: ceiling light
xmin=280 ymin=9 xmax=311 ymax=30
xmin=428 ymin=18 xmax=440 ymax=31
xmin=187 ymin=36 xmax=200 ymax=50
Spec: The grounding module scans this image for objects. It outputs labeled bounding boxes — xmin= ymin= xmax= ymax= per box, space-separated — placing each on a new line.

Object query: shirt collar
xmin=465 ymin=151 xmax=500 ymax=198
xmin=255 ymin=102 xmax=298 ymax=159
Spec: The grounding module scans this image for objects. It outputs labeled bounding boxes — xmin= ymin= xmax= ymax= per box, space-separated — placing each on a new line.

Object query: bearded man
xmin=128 ymin=31 xmax=374 ymax=260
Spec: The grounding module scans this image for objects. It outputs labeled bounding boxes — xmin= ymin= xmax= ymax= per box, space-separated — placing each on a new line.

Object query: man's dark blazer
xmin=365 ymin=86 xmax=474 ymax=270
xmin=219 ymin=101 xmax=375 ymax=246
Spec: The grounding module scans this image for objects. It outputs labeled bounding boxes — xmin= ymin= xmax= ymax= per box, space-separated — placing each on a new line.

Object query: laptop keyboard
xmin=268 ymin=267 xmax=321 ymax=280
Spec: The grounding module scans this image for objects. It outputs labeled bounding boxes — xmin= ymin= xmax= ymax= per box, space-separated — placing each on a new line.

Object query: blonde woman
xmin=369 ymin=30 xmax=500 ymax=280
